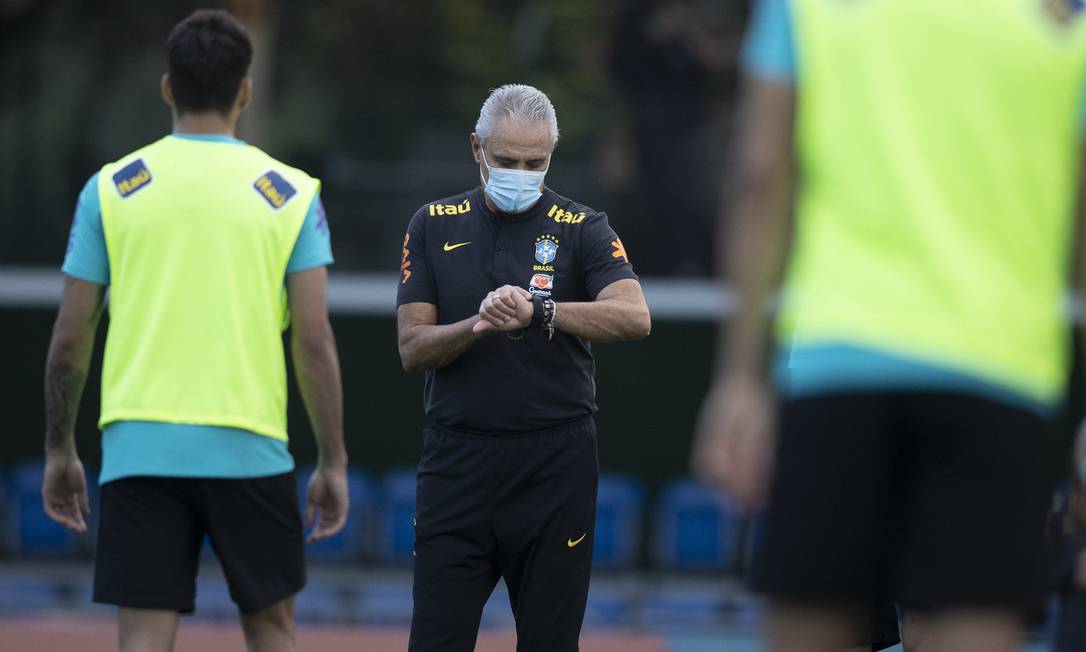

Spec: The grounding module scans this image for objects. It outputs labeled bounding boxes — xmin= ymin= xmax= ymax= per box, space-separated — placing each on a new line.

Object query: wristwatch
xmin=532 ymin=296 xmax=557 ymax=340
xmin=531 ymin=295 xmax=546 ymax=327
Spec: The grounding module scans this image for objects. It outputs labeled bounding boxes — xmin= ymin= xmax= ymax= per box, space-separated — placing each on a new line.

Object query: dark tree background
xmin=0 ymin=0 xmax=751 ymax=276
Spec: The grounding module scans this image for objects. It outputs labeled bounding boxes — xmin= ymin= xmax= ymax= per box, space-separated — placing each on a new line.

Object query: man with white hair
xmin=397 ymin=83 xmax=651 ymax=651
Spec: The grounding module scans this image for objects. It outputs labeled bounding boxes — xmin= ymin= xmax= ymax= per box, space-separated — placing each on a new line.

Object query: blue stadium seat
xmin=8 ymin=460 xmax=80 ymax=556
xmin=592 ymin=473 xmax=645 ymax=570
xmin=294 ymin=465 xmax=375 ymax=563
xmin=376 ymin=468 xmax=417 ymax=564
xmin=652 ymin=478 xmax=740 ymax=572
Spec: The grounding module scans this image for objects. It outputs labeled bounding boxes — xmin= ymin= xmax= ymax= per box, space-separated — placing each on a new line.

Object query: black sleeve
xmin=580 ymin=212 xmax=639 ymax=299
xmin=396 ymin=208 xmax=437 ymax=306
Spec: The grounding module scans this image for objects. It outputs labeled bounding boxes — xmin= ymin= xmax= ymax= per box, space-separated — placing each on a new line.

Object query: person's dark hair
xmin=166 ymin=10 xmax=253 ymax=115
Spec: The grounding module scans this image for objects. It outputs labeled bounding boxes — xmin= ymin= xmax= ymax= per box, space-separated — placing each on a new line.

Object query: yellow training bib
xmin=97 ymin=135 xmax=319 ymax=440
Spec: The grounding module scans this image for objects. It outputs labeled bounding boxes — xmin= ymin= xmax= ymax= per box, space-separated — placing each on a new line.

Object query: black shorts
xmin=409 ymin=418 xmax=598 ymax=652
xmin=93 ymin=473 xmax=305 ymax=614
xmin=754 ymin=391 xmax=1058 ymax=614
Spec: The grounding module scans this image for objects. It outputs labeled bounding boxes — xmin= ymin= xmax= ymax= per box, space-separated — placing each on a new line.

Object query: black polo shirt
xmin=397 ymin=186 xmax=638 ymax=435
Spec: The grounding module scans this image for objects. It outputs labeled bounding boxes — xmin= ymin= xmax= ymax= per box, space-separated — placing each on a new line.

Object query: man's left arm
xmin=43 ymin=276 xmax=105 ymax=532
xmin=553 ymin=213 xmax=650 ymax=342
xmin=552 ymin=278 xmax=650 ymax=342
xmin=474 ymin=214 xmax=649 ymax=341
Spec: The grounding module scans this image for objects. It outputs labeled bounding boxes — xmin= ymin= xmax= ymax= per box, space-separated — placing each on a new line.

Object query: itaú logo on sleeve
xmin=547 ymin=204 xmax=586 ymax=224
xmin=428 ymin=199 xmax=471 ymax=216
xmin=529 ymin=273 xmax=553 ymax=297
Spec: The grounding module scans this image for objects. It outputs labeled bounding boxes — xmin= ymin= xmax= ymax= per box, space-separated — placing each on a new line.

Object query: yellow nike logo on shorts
xmin=443 ymin=241 xmax=470 ymax=251
xmin=567 ymin=533 xmax=587 ymax=548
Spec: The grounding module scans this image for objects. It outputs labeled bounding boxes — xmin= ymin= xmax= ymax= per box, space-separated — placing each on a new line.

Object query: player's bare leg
xmin=118 ymin=608 xmax=178 ymax=652
xmin=904 ymin=610 xmax=1019 ymax=652
xmin=239 ymin=595 xmax=296 ymax=652
xmin=900 ymin=609 xmax=928 ymax=652
xmin=768 ymin=603 xmax=859 ymax=652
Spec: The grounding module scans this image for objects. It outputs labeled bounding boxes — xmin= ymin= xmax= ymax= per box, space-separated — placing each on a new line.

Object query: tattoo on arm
xmin=44 ymin=360 xmax=88 ymax=452
xmin=43 ymin=277 xmax=104 ymax=454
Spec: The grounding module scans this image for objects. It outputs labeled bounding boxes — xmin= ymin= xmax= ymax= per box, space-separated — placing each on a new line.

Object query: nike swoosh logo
xmin=567 ymin=533 xmax=587 ymax=548
xmin=443 ymin=241 xmax=471 ymax=251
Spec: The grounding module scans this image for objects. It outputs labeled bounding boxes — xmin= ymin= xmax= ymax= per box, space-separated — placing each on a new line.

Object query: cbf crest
xmin=1043 ymin=0 xmax=1085 ymax=26
xmin=535 ymin=235 xmax=559 ymax=265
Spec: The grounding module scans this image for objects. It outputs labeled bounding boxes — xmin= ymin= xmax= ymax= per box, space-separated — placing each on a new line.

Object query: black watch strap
xmin=531 ymin=294 xmax=546 ymax=327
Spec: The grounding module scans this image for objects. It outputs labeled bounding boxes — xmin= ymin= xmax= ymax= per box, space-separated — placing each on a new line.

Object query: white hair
xmin=474 ymin=84 xmax=559 ymax=147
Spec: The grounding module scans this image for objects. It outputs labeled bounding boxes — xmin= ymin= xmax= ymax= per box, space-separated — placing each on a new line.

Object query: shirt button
xmin=497 ymin=243 xmax=506 ymax=250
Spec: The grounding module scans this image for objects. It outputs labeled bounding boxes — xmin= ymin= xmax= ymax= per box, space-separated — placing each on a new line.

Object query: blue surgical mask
xmin=479 ymin=150 xmax=547 ymax=214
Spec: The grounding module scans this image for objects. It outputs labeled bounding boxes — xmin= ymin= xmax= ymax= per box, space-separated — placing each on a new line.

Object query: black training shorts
xmin=754 ymin=391 xmax=1058 ymax=613
xmin=93 ymin=473 xmax=305 ymax=614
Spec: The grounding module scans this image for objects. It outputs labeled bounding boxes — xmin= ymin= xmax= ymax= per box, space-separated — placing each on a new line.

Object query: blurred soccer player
xmin=692 ymin=1 xmax=1086 ymax=651
xmin=42 ymin=10 xmax=347 ymax=651
xmin=397 ymin=84 xmax=650 ymax=651
xmin=1051 ymin=425 xmax=1086 ymax=651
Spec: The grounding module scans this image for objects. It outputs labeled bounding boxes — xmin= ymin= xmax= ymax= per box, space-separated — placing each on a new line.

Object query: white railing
xmin=0 ymin=267 xmax=736 ymax=321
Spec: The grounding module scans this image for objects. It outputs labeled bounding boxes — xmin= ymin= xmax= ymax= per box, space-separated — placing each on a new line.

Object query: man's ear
xmin=237 ymin=77 xmax=253 ymax=111
xmin=161 ymin=73 xmax=174 ymax=108
xmin=470 ymin=133 xmax=482 ymax=164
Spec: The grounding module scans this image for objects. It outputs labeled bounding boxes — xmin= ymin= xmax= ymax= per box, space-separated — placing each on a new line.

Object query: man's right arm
xmin=42 ymin=173 xmax=108 ymax=533
xmin=42 ymin=276 xmax=105 ymax=533
xmin=397 ymin=303 xmax=485 ymax=372
xmin=716 ymin=76 xmax=796 ymax=383
xmin=1072 ymin=144 xmax=1086 ymax=492
xmin=690 ymin=74 xmax=796 ymax=506
xmin=396 ymin=205 xmax=494 ymax=371
xmin=688 ymin=0 xmax=798 ymax=506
